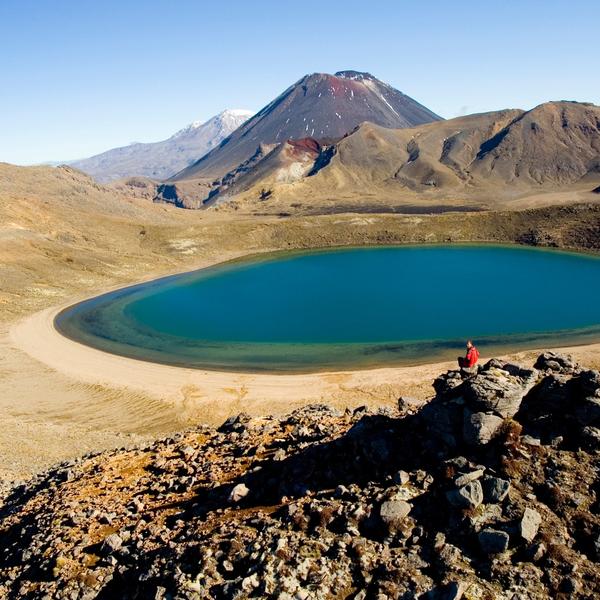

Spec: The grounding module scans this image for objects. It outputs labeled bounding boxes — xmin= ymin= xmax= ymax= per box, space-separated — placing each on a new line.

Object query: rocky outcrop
xmin=426 ymin=358 xmax=539 ymax=449
xmin=1 ymin=354 xmax=600 ymax=599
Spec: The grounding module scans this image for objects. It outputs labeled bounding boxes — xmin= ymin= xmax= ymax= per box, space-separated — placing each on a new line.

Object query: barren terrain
xmin=2 ymin=162 xmax=600 ymax=485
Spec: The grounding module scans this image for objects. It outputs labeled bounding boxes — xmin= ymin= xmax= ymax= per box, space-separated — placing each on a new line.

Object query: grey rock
xmin=463 ymin=363 xmax=538 ymax=418
xmin=482 ymin=476 xmax=511 ymax=503
xmin=228 ymin=483 xmax=250 ymax=503
xmin=578 ymin=370 xmax=600 ymax=397
xmin=575 ymin=397 xmax=600 ymax=425
xmin=519 ymin=507 xmax=542 ymax=543
xmin=393 ymin=470 xmax=411 ymax=485
xmin=460 ymin=365 xmax=479 ymax=377
xmin=594 ymin=533 xmax=600 ymax=560
xmin=521 ymin=435 xmax=541 ymax=446
xmin=445 ymin=456 xmax=469 ymax=471
xmin=100 ymin=533 xmax=123 ymax=555
xmin=398 ymin=396 xmax=421 ymax=413
xmin=446 ymin=480 xmax=484 ymax=509
xmin=379 ymin=498 xmax=412 ymax=531
xmin=469 ymin=503 xmax=503 ymax=531
xmin=462 ymin=410 xmax=504 ymax=445
xmin=478 ymin=528 xmax=510 ymax=554
xmin=534 ymin=352 xmax=577 ymax=374
xmin=433 ymin=370 xmax=464 ymax=395
xmin=219 ymin=411 xmax=252 ymax=433
xmin=419 ymin=401 xmax=462 ymax=448
xmin=454 ymin=469 xmax=485 ymax=487
xmin=581 ymin=426 xmax=600 ymax=449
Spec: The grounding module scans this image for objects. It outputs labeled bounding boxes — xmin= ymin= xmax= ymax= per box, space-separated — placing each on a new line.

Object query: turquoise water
xmin=55 ymin=245 xmax=600 ymax=372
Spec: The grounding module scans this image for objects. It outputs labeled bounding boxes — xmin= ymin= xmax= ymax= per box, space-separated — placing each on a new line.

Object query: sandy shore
xmin=10 ymin=301 xmax=456 ymax=420
xmin=5 ymin=282 xmax=600 ymax=485
xmin=2 ymin=297 xmax=450 ymax=483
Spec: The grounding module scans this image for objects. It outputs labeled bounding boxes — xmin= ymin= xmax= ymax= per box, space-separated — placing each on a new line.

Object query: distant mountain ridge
xmin=172 ymin=71 xmax=442 ymax=182
xmin=315 ymin=100 xmax=600 ymax=191
xmin=69 ymin=109 xmax=254 ymax=182
xmin=165 ymin=100 xmax=600 ymax=211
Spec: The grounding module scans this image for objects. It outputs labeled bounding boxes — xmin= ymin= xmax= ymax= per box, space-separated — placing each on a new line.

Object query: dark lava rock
xmin=478 ymin=529 xmax=510 ymax=554
xmin=534 ymin=351 xmax=578 ymax=374
xmin=482 ymin=476 xmax=511 ymax=503
xmin=446 ymin=480 xmax=484 ymax=509
xmin=3 ymin=353 xmax=600 ymax=599
xmin=462 ymin=410 xmax=504 ymax=445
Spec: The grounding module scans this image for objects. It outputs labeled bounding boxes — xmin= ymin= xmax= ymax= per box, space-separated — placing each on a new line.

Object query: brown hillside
xmin=222 ymin=102 xmax=600 ymax=214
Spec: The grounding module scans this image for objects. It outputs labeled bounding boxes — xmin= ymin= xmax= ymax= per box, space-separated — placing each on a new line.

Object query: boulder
xmin=482 ymin=476 xmax=511 ymax=503
xmin=462 ymin=410 xmax=504 ymax=445
xmin=534 ymin=352 xmax=578 ymax=374
xmin=578 ymin=370 xmax=600 ymax=398
xmin=463 ymin=363 xmax=538 ymax=418
xmin=101 ymin=533 xmax=123 ymax=555
xmin=478 ymin=529 xmax=510 ymax=554
xmin=525 ymin=373 xmax=573 ymax=410
xmin=379 ymin=498 xmax=412 ymax=531
xmin=398 ymin=396 xmax=421 ymax=413
xmin=219 ymin=412 xmax=252 ymax=433
xmin=460 ymin=365 xmax=479 ymax=377
xmin=433 ymin=370 xmax=464 ymax=396
xmin=574 ymin=397 xmax=600 ymax=425
xmin=594 ymin=533 xmax=600 ymax=560
xmin=519 ymin=507 xmax=542 ymax=543
xmin=581 ymin=426 xmax=600 ymax=449
xmin=446 ymin=480 xmax=484 ymax=509
xmin=419 ymin=400 xmax=463 ymax=448
xmin=228 ymin=483 xmax=250 ymax=503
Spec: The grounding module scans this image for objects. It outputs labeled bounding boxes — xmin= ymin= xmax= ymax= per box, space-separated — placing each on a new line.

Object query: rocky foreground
xmin=1 ymin=353 xmax=600 ymax=599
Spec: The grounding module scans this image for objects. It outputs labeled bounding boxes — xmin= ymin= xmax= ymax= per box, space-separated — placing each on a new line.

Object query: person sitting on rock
xmin=458 ymin=340 xmax=480 ymax=371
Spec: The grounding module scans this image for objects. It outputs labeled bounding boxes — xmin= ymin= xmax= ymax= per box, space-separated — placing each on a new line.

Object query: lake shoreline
xmin=11 ymin=295 xmax=600 ymax=416
xmin=10 ymin=241 xmax=600 ymax=417
xmin=52 ymin=243 xmax=600 ymax=373
xmin=5 ymin=207 xmax=600 ymax=484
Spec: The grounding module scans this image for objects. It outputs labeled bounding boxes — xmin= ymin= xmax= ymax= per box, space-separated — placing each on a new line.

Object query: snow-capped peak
xmin=172 ymin=109 xmax=254 ymax=139
xmin=219 ymin=108 xmax=254 ymax=118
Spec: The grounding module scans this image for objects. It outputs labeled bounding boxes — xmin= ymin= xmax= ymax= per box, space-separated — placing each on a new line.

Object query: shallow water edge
xmin=54 ymin=243 xmax=600 ymax=374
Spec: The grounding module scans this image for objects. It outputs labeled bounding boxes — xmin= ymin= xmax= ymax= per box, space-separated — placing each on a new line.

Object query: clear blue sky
xmin=1 ymin=0 xmax=598 ymax=165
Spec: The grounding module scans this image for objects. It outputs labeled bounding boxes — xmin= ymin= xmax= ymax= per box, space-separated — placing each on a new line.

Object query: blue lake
xmin=55 ymin=245 xmax=600 ymax=372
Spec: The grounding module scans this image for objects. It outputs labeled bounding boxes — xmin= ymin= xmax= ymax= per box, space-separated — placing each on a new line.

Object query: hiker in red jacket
xmin=458 ymin=340 xmax=479 ymax=369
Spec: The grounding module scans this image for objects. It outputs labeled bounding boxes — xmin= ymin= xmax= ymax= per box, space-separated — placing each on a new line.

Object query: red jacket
xmin=465 ymin=346 xmax=480 ymax=367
